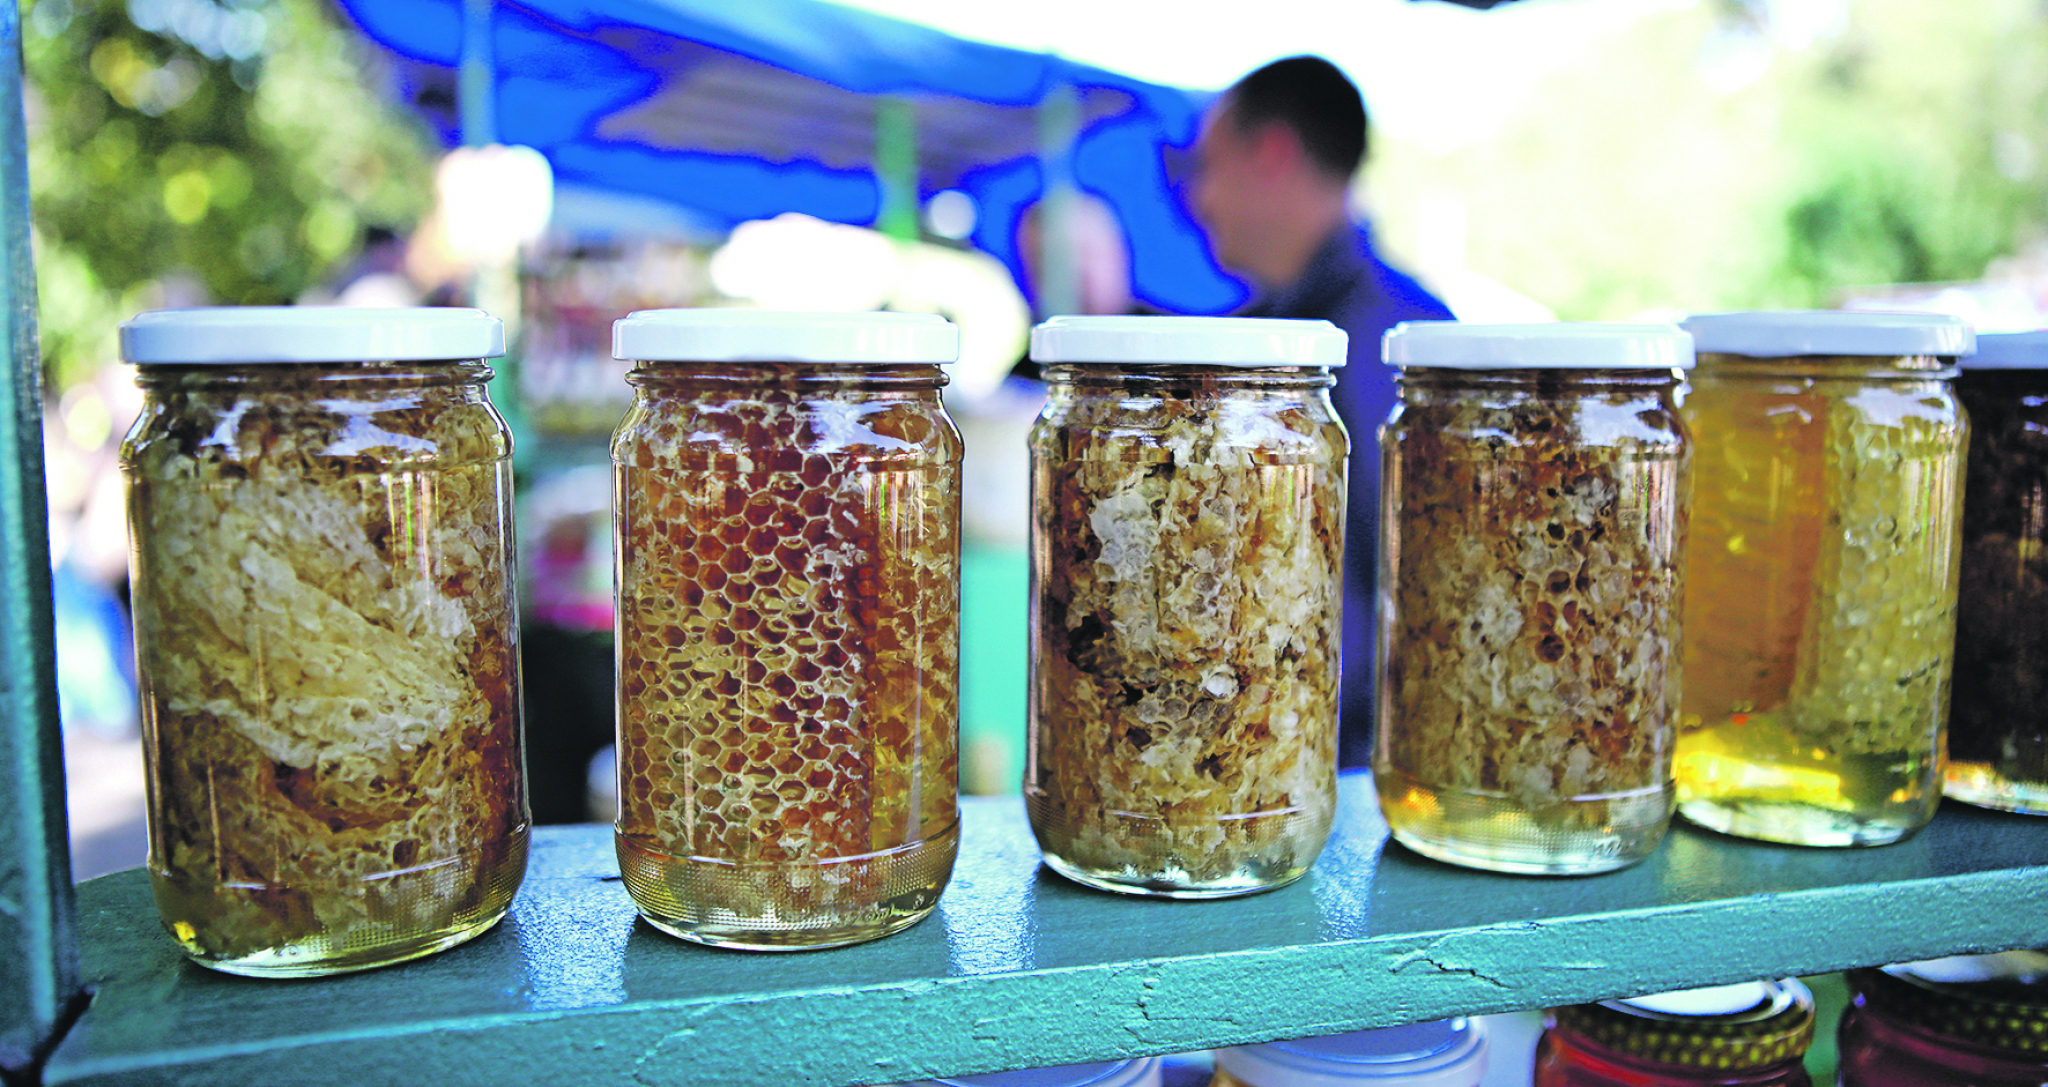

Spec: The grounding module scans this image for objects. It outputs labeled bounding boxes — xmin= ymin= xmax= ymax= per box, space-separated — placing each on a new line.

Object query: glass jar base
xmin=1376 ymin=771 xmax=1672 ymax=875
xmin=1676 ymin=798 xmax=1923 ymax=846
xmin=1944 ymin=764 xmax=2048 ymax=815
xmin=154 ymin=834 xmax=529 ymax=977
xmin=616 ymin=821 xmax=958 ymax=951
xmin=1036 ymin=849 xmax=1310 ymax=899
xmin=1024 ymin=790 xmax=1331 ymax=898
xmin=176 ymin=910 xmax=511 ymax=977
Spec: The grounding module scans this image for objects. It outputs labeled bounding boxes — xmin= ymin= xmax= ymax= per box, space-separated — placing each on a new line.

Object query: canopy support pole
xmin=876 ymin=97 xmax=919 ymax=242
xmin=0 ymin=1 xmax=83 ymax=1078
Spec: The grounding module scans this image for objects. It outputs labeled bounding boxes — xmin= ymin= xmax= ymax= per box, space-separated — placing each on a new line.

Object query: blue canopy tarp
xmin=330 ymin=0 xmax=1247 ymax=313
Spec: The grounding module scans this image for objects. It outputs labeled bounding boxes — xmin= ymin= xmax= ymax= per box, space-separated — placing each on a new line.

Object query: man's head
xmin=1192 ymin=56 xmax=1369 ymax=289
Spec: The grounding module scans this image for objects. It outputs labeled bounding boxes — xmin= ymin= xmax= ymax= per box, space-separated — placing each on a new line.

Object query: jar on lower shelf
xmin=894 ymin=1058 xmax=1162 ymax=1087
xmin=610 ymin=309 xmax=963 ymax=950
xmin=1375 ymin=322 xmax=1693 ymax=875
xmin=1535 ymin=980 xmax=1815 ymax=1087
xmin=1212 ymin=1020 xmax=1488 ymax=1086
xmin=1838 ymin=952 xmax=2048 ymax=1087
xmin=1948 ymin=331 xmax=2048 ymax=814
xmin=1026 ymin=316 xmax=1348 ymax=898
xmin=119 ymin=307 xmax=529 ymax=977
xmin=1675 ymin=311 xmax=1972 ymax=847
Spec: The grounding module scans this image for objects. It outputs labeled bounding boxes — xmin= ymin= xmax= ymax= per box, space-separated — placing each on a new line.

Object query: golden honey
xmin=1676 ymin=312 xmax=1970 ymax=847
xmin=120 ymin=307 xmax=527 ymax=977
xmin=611 ymin=310 xmax=961 ymax=949
xmin=1376 ymin=323 xmax=1691 ymax=875
xmin=1026 ymin=317 xmax=1346 ymax=897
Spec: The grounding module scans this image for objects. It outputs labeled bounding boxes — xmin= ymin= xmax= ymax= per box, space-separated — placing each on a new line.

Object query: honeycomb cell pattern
xmin=1026 ymin=367 xmax=1345 ymax=897
xmin=1375 ymin=369 xmax=1687 ymax=875
xmin=613 ymin=362 xmax=960 ymax=948
xmin=125 ymin=362 xmax=528 ymax=976
xmin=1677 ymin=359 xmax=1964 ymax=846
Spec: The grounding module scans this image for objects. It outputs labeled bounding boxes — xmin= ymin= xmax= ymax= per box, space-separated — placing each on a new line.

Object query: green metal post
xmin=875 ymin=97 xmax=919 ymax=242
xmin=459 ymin=0 xmax=496 ymax=149
xmin=457 ymin=0 xmax=531 ymax=470
xmin=0 ymin=2 xmax=81 ymax=1079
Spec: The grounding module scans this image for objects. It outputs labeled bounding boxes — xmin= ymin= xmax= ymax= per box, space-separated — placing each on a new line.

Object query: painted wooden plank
xmin=45 ymin=774 xmax=2048 ymax=1087
xmin=0 ymin=2 xmax=81 ymax=1076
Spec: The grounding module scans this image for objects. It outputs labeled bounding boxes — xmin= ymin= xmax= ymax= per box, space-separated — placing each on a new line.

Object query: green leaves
xmin=23 ymin=0 xmax=436 ymax=388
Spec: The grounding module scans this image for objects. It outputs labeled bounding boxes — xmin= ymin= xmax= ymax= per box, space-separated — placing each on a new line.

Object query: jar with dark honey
xmin=1949 ymin=331 xmax=2048 ymax=814
xmin=1026 ymin=315 xmax=1348 ymax=898
xmin=1676 ymin=311 xmax=1971 ymax=847
xmin=1536 ymin=980 xmax=1816 ymax=1087
xmin=610 ymin=309 xmax=962 ymax=949
xmin=1376 ymin=322 xmax=1692 ymax=875
xmin=120 ymin=307 xmax=528 ymax=977
xmin=1838 ymin=953 xmax=2048 ymax=1087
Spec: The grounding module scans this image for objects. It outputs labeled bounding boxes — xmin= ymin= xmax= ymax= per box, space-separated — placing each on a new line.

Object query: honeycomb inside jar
xmin=1026 ymin=365 xmax=1343 ymax=897
xmin=1676 ymin=355 xmax=1963 ymax=846
xmin=613 ymin=361 xmax=960 ymax=949
xmin=1375 ymin=368 xmax=1686 ymax=875
xmin=123 ymin=361 xmax=528 ymax=977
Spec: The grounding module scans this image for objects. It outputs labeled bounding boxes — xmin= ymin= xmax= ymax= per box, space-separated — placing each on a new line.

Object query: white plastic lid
xmin=1682 ymin=310 xmax=1974 ymax=358
xmin=1029 ymin=315 xmax=1347 ymax=368
xmin=1621 ymin=981 xmax=1773 ymax=1017
xmin=612 ymin=308 xmax=958 ymax=363
xmin=1213 ymin=1019 xmax=1488 ymax=1087
xmin=1962 ymin=330 xmax=2048 ymax=370
xmin=920 ymin=1057 xmax=1162 ymax=1087
xmin=1381 ymin=322 xmax=1692 ymax=370
xmin=120 ymin=307 xmax=505 ymax=364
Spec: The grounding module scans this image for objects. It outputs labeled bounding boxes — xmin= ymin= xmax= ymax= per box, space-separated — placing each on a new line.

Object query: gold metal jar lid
xmin=1847 ymin=951 xmax=2048 ymax=1055
xmin=1549 ymin=979 xmax=1815 ymax=1071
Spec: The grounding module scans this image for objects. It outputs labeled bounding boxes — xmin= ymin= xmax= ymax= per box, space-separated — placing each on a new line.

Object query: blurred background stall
xmin=28 ymin=0 xmax=2048 ymax=869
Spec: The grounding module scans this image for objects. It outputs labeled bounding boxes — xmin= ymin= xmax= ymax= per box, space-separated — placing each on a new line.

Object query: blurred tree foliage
xmin=22 ymin=0 xmax=438 ymax=389
xmin=1374 ymin=0 xmax=2048 ymax=318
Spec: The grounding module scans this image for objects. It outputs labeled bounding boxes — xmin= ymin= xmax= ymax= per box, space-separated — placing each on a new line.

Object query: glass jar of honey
xmin=1376 ymin=322 xmax=1692 ymax=875
xmin=1536 ymin=980 xmax=1816 ymax=1087
xmin=1675 ymin=311 xmax=1971 ymax=847
xmin=1026 ymin=315 xmax=1347 ymax=897
xmin=1838 ymin=952 xmax=2048 ymax=1087
xmin=119 ymin=307 xmax=528 ymax=976
xmin=1949 ymin=331 xmax=2048 ymax=814
xmin=610 ymin=309 xmax=962 ymax=949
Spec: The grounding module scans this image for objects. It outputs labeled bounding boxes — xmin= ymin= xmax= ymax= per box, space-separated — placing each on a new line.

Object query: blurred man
xmin=1193 ymin=55 xmax=1454 ymax=767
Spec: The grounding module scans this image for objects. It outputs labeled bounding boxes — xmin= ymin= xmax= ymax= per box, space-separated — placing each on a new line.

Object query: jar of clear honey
xmin=1675 ymin=311 xmax=1971 ymax=847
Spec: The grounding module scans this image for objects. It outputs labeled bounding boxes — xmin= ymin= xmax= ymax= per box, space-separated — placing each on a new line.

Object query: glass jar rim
xmin=1550 ymin=978 xmax=1815 ymax=1071
xmin=121 ymin=307 xmax=505 ymax=364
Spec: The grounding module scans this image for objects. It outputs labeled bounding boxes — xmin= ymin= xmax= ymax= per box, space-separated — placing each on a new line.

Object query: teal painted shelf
xmin=45 ymin=773 xmax=2048 ymax=1086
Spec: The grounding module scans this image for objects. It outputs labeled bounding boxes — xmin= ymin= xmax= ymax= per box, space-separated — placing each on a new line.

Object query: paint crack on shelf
xmin=1391 ymin=939 xmax=1514 ymax=989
